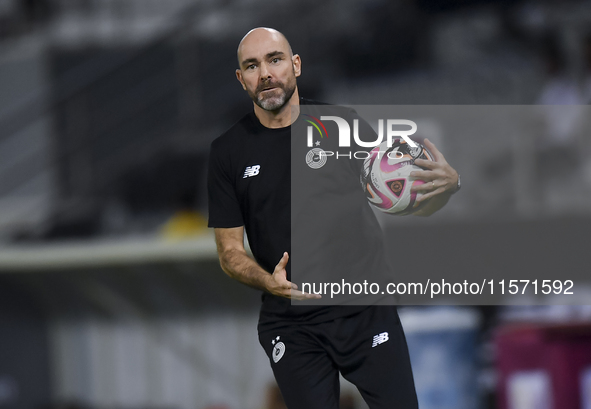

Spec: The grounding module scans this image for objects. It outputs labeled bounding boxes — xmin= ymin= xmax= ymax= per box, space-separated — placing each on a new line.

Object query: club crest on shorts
xmin=271 ymin=336 xmax=285 ymax=363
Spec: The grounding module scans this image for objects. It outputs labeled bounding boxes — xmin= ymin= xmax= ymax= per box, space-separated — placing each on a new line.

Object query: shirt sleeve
xmin=207 ymin=139 xmax=244 ymax=228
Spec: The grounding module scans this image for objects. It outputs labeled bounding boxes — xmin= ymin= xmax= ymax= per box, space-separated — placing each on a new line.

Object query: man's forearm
xmin=218 ymin=248 xmax=272 ymax=292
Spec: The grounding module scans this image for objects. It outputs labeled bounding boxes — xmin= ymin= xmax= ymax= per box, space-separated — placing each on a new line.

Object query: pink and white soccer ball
xmin=360 ymin=139 xmax=434 ymax=215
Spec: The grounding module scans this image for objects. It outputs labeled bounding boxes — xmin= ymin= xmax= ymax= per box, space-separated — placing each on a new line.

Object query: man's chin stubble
xmin=257 ymin=95 xmax=286 ymax=111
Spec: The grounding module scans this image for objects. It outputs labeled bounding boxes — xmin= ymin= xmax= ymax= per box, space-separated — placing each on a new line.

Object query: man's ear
xmin=236 ymin=69 xmax=247 ymax=90
xmin=292 ymin=54 xmax=302 ymax=77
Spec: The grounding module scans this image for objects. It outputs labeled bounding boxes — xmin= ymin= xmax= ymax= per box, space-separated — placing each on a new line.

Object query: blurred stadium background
xmin=1 ymin=0 xmax=591 ymax=408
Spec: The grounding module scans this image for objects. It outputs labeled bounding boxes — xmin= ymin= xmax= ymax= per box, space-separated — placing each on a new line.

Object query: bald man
xmin=208 ymin=27 xmax=459 ymax=408
xmin=236 ymin=28 xmax=299 ymax=117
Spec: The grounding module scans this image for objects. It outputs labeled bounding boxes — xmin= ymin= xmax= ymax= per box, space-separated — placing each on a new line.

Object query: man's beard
xmin=249 ymin=78 xmax=296 ymax=111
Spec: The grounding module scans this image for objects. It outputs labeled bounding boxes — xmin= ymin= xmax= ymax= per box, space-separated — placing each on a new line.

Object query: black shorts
xmin=258 ymin=306 xmax=418 ymax=409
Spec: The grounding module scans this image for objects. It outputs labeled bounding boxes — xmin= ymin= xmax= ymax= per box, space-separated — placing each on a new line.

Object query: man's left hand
xmin=410 ymin=138 xmax=459 ymax=203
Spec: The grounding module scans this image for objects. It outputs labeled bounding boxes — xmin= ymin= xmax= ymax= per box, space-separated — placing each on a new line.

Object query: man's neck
xmin=253 ymin=88 xmax=300 ymax=129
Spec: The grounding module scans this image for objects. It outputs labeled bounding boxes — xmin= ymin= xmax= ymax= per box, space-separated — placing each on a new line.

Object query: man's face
xmin=236 ymin=30 xmax=301 ymax=111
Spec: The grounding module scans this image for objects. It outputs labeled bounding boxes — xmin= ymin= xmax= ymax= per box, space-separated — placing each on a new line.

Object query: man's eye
xmin=271 ymin=58 xmax=280 ymax=63
xmin=247 ymin=64 xmax=256 ymax=70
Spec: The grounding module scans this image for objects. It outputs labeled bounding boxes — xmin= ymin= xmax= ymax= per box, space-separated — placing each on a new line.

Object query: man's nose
xmin=259 ymin=63 xmax=271 ymax=80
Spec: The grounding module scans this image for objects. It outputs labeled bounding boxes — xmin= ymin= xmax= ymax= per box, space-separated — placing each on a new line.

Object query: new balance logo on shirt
xmin=372 ymin=332 xmax=389 ymax=347
xmin=244 ymin=165 xmax=261 ymax=178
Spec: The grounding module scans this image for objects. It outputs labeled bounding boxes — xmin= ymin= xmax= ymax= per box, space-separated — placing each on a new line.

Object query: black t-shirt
xmin=208 ymin=99 xmax=389 ymax=326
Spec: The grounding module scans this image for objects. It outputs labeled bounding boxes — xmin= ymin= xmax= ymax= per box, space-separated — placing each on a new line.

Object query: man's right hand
xmin=215 ymin=227 xmax=321 ymax=301
xmin=268 ymin=252 xmax=322 ymax=300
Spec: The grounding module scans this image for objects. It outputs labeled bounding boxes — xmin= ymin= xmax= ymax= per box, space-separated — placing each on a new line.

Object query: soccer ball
xmin=360 ymin=139 xmax=434 ymax=215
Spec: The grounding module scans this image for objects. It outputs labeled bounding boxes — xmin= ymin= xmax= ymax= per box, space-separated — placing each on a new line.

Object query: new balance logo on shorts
xmin=372 ymin=332 xmax=389 ymax=347
xmin=243 ymin=165 xmax=260 ymax=178
xmin=271 ymin=336 xmax=285 ymax=363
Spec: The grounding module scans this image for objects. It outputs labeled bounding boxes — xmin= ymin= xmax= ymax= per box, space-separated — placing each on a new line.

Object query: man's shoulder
xmin=300 ymin=98 xmax=358 ymax=117
xmin=211 ymin=112 xmax=254 ymax=150
xmin=301 ymin=98 xmax=330 ymax=106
